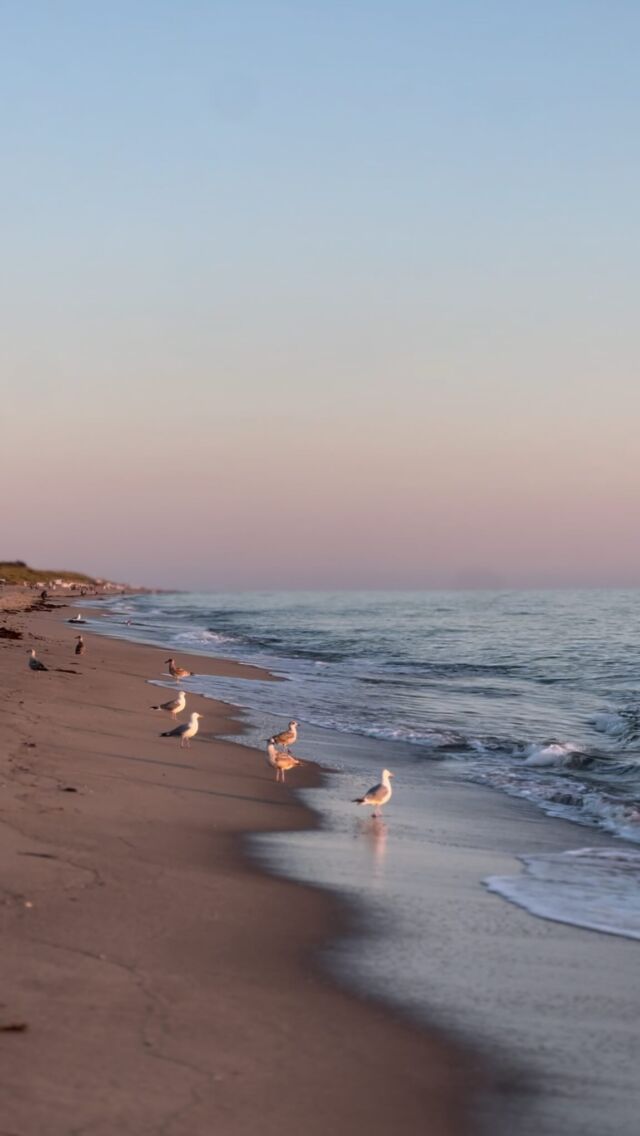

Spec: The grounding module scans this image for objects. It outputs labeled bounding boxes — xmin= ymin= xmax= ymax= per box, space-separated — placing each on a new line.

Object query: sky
xmin=1 ymin=1 xmax=638 ymax=590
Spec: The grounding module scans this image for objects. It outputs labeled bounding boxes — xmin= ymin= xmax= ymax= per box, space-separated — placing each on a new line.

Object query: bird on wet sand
xmin=161 ymin=711 xmax=201 ymax=748
xmin=75 ymin=635 xmax=85 ymax=656
xmin=269 ymin=720 xmax=298 ymax=753
xmin=152 ymin=690 xmax=186 ymax=720
xmin=266 ymin=742 xmax=302 ymax=783
xmin=353 ymin=769 xmax=394 ymax=816
xmin=28 ymin=649 xmax=48 ymax=672
xmin=165 ymin=658 xmax=193 ymax=682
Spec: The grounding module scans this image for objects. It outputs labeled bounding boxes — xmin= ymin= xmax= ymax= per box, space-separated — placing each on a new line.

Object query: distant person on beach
xmin=40 ymin=589 xmax=48 ymax=601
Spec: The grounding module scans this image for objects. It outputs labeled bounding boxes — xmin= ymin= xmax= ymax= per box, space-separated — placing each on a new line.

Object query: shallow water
xmin=83 ymin=590 xmax=640 ymax=942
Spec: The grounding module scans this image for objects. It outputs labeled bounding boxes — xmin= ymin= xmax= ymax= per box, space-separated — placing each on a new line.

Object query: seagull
xmin=28 ymin=649 xmax=48 ymax=672
xmin=269 ymin=720 xmax=298 ymax=752
xmin=266 ymin=742 xmax=302 ymax=783
xmin=68 ymin=615 xmax=86 ymax=624
xmin=74 ymin=635 xmax=85 ymax=656
xmin=353 ymin=769 xmax=394 ymax=816
xmin=165 ymin=658 xmax=193 ymax=682
xmin=160 ymin=711 xmax=201 ymax=748
xmin=151 ymin=690 xmax=186 ymax=720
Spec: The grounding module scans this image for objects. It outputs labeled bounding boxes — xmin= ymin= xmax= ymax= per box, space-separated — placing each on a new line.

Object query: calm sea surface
xmin=85 ymin=589 xmax=640 ymax=944
xmin=82 ymin=589 xmax=640 ymax=1135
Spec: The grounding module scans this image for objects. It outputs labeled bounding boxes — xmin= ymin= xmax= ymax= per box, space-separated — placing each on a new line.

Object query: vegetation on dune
xmin=0 ymin=561 xmax=96 ymax=586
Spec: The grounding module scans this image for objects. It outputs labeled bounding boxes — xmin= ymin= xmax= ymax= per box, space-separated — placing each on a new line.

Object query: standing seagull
xmin=165 ymin=658 xmax=193 ymax=682
xmin=269 ymin=720 xmax=298 ymax=753
xmin=353 ymin=769 xmax=394 ymax=817
xmin=160 ymin=711 xmax=201 ymax=748
xmin=266 ymin=742 xmax=302 ymax=783
xmin=74 ymin=635 xmax=85 ymax=656
xmin=151 ymin=690 xmax=186 ymax=720
xmin=28 ymin=649 xmax=48 ymax=672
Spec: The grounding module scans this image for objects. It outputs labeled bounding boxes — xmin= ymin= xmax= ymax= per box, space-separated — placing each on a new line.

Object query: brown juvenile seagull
xmin=151 ymin=690 xmax=186 ymax=720
xmin=160 ymin=711 xmax=201 ymax=748
xmin=74 ymin=635 xmax=85 ymax=656
xmin=353 ymin=769 xmax=394 ymax=817
xmin=269 ymin=720 xmax=298 ymax=752
xmin=165 ymin=657 xmax=193 ymax=682
xmin=266 ymin=743 xmax=302 ymax=783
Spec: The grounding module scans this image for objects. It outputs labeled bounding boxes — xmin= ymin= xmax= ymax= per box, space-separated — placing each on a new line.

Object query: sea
xmin=80 ymin=588 xmax=640 ymax=1134
xmin=82 ymin=587 xmax=640 ymax=924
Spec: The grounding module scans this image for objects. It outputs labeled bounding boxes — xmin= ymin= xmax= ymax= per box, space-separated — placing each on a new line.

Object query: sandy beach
xmin=0 ymin=600 xmax=478 ymax=1135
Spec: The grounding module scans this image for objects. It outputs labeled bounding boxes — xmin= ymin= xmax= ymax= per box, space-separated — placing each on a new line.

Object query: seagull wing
xmin=162 ymin=723 xmax=186 ymax=737
xmin=362 ymin=782 xmax=388 ymax=804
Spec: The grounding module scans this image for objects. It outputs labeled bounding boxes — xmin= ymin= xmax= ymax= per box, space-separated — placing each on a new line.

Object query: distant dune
xmin=0 ymin=560 xmax=96 ymax=587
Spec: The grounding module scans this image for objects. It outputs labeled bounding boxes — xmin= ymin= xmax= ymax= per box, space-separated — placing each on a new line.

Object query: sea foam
xmin=485 ymin=847 xmax=640 ymax=940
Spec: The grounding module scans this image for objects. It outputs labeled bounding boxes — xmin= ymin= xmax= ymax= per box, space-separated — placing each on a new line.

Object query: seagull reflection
xmin=355 ymin=815 xmax=388 ymax=879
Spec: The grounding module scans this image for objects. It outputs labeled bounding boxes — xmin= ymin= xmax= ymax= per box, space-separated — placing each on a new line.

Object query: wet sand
xmin=255 ymin=731 xmax=640 ymax=1136
xmin=0 ymin=602 xmax=478 ymax=1136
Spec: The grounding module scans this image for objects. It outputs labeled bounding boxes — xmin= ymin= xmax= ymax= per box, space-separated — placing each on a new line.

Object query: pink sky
xmin=5 ymin=369 xmax=639 ymax=589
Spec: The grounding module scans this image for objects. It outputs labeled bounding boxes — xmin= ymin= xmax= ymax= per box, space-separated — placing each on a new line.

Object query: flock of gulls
xmin=27 ymin=639 xmax=395 ymax=816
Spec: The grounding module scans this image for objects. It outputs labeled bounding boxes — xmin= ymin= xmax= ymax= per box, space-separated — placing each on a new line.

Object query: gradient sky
xmin=2 ymin=1 xmax=638 ymax=589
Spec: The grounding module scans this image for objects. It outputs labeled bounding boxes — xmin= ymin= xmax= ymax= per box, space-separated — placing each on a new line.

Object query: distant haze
xmin=2 ymin=3 xmax=638 ymax=590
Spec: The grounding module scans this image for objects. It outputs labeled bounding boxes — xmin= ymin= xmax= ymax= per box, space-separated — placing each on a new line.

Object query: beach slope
xmin=0 ymin=606 xmax=475 ymax=1136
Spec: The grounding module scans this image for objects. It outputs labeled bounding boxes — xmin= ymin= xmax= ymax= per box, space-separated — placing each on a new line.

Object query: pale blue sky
xmin=2 ymin=2 xmax=638 ymax=588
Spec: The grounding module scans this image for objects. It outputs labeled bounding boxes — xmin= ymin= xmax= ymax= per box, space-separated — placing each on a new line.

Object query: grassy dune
xmin=0 ymin=561 xmax=96 ymax=586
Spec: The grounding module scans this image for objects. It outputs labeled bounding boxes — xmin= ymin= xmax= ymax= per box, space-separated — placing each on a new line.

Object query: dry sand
xmin=0 ymin=601 xmax=480 ymax=1136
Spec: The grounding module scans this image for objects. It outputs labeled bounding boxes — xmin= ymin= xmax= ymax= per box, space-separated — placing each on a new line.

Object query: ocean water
xmin=83 ymin=589 xmax=640 ymax=944
xmin=81 ymin=589 xmax=640 ymax=1135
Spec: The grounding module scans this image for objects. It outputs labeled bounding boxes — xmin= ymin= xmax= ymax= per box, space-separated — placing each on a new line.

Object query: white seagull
xmin=151 ymin=690 xmax=186 ymax=720
xmin=28 ymin=649 xmax=48 ymax=672
xmin=165 ymin=657 xmax=193 ymax=682
xmin=353 ymin=769 xmax=394 ymax=816
xmin=269 ymin=720 xmax=298 ymax=752
xmin=160 ymin=711 xmax=201 ymax=748
xmin=266 ymin=742 xmax=302 ymax=783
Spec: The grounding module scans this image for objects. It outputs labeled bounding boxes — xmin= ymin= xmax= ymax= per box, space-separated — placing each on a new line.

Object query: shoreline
xmin=0 ymin=600 xmax=482 ymax=1135
xmin=248 ymin=723 xmax=640 ymax=1136
xmin=62 ymin=594 xmax=640 ymax=1136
